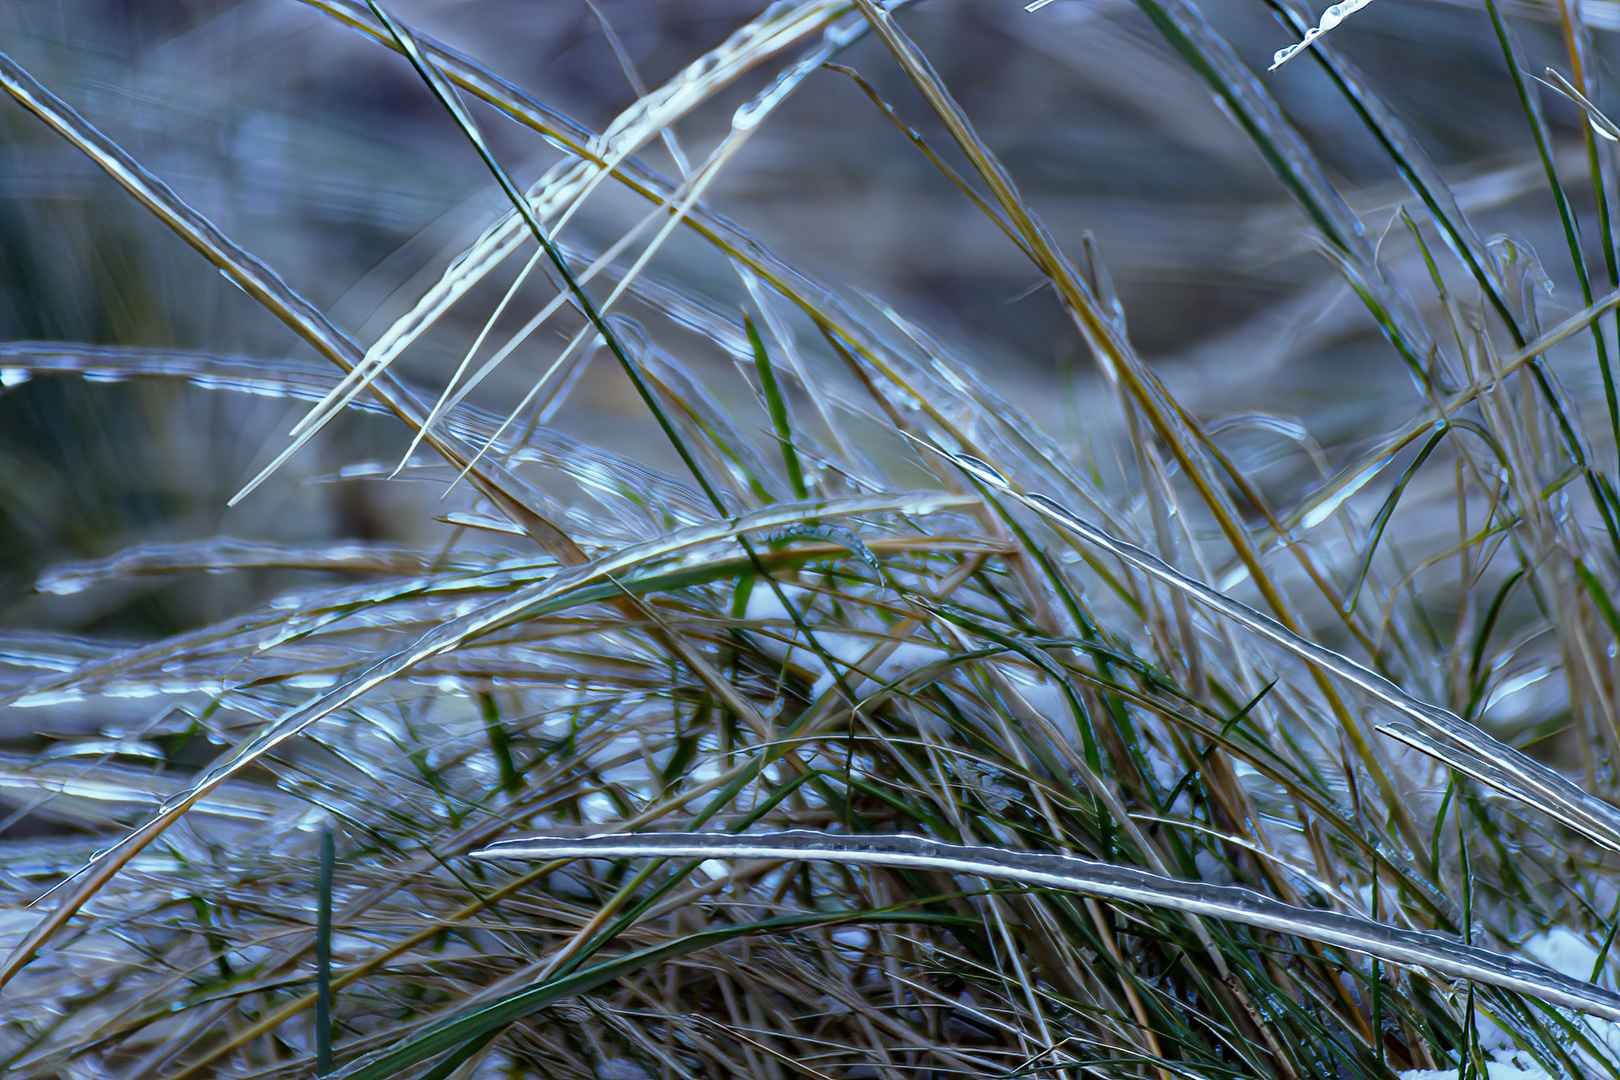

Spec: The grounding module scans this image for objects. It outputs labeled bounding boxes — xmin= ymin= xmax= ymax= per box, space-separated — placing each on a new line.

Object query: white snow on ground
xmin=1522 ymin=926 xmax=1609 ymax=988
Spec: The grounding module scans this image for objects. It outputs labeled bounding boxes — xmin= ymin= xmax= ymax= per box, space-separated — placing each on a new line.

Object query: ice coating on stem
xmin=474 ymin=830 xmax=1620 ymax=1022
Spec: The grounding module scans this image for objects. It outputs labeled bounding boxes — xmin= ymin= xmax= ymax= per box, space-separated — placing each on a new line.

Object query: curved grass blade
xmin=932 ymin=446 xmax=1620 ymax=852
xmin=473 ymin=830 xmax=1620 ymax=1021
xmin=1224 ymin=284 xmax=1620 ymax=575
xmin=1375 ymin=721 xmax=1597 ymax=846
xmin=1341 ymin=423 xmax=1449 ymax=615
xmin=1268 ymin=0 xmax=1375 ymax=71
xmin=1538 ymin=66 xmax=1620 ymax=142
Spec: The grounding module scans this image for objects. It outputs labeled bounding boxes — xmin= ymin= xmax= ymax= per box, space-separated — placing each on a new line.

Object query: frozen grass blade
xmin=1340 ymin=424 xmax=1448 ymax=615
xmin=0 ymin=54 xmax=592 ymax=566
xmin=1132 ymin=0 xmax=1438 ymax=384
xmin=361 ymin=0 xmax=730 ymax=515
xmin=1481 ymin=0 xmax=1620 ymax=552
xmin=282 ymin=0 xmax=853 ymax=459
xmin=1538 ymin=66 xmax=1620 ymax=142
xmin=36 ymin=538 xmax=446 ymax=596
xmin=745 ymin=314 xmax=809 ymax=501
xmin=0 ymin=340 xmax=715 ymax=522
xmin=935 ymin=445 xmax=1620 ymax=851
xmin=473 ymin=831 xmax=1620 ymax=1020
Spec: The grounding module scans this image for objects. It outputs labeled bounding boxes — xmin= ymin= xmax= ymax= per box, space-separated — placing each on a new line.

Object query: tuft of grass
xmin=1 ymin=2 xmax=1619 ymax=1078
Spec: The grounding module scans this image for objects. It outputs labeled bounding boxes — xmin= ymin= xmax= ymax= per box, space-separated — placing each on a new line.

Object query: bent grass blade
xmin=471 ymin=830 xmax=1620 ymax=1022
xmin=931 ymin=445 xmax=1620 ymax=853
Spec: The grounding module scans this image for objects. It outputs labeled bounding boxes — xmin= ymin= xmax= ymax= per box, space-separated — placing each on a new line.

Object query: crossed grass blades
xmin=1 ymin=0 xmax=1619 ymax=1077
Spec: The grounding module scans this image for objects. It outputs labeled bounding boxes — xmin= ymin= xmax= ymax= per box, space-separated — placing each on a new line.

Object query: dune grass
xmin=1 ymin=1 xmax=1620 ymax=1077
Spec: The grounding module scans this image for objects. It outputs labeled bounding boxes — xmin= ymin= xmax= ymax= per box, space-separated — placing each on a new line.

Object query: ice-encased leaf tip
xmin=1269 ymin=0 xmax=1375 ymax=71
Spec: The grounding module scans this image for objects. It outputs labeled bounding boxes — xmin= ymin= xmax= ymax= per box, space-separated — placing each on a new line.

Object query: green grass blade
xmin=1342 ymin=424 xmax=1449 ymax=615
xmin=745 ymin=314 xmax=809 ymax=500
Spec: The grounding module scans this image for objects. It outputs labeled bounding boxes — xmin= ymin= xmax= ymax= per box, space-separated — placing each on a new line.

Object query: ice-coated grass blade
xmin=35 ymin=538 xmax=443 ymax=596
xmin=1341 ymin=424 xmax=1449 ymax=615
xmin=0 ymin=340 xmax=714 ymax=521
xmin=361 ymin=0 xmax=722 ymax=511
xmin=472 ymin=831 xmax=1620 ymax=1021
xmin=1268 ymin=0 xmax=1375 ymax=71
xmin=1131 ymin=0 xmax=1437 ymax=383
xmin=1482 ymin=0 xmax=1620 ymax=554
xmin=0 ymin=53 xmax=593 ymax=566
xmin=934 ymin=445 xmax=1620 ymax=852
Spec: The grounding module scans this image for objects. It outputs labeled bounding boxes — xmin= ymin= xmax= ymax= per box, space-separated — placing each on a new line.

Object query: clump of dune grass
xmin=2 ymin=1 xmax=1620 ymax=1078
